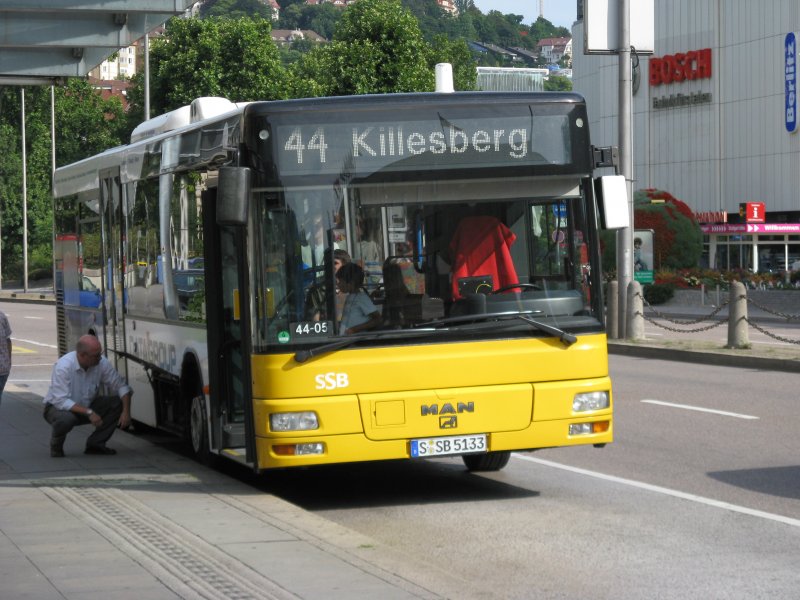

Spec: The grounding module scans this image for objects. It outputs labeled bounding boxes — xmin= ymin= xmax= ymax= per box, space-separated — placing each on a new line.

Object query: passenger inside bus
xmin=336 ymin=263 xmax=380 ymax=335
xmin=301 ymin=213 xmax=339 ymax=270
xmin=381 ymin=259 xmax=411 ymax=328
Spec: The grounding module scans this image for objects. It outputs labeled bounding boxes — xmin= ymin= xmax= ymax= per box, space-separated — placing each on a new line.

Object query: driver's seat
xmin=449 ymin=216 xmax=519 ymax=300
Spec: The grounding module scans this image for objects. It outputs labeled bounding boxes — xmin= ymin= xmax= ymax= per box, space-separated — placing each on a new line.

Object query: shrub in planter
xmin=643 ymin=283 xmax=675 ymax=305
xmin=601 ymin=188 xmax=703 ymax=273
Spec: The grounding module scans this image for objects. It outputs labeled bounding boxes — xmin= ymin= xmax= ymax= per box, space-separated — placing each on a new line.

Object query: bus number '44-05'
xmin=315 ymin=372 xmax=349 ymax=390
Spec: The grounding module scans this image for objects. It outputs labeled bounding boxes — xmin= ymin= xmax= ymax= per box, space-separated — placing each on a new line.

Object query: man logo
xmin=440 ymin=416 xmax=457 ymax=429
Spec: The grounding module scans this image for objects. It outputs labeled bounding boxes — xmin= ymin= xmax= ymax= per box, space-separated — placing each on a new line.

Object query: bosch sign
xmin=649 ymin=48 xmax=712 ymax=86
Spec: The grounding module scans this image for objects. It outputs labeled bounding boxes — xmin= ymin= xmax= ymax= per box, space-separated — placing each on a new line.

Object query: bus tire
xmin=462 ymin=451 xmax=511 ymax=472
xmin=189 ymin=395 xmax=210 ymax=462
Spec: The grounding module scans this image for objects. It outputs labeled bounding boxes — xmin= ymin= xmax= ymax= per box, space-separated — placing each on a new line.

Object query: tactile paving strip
xmin=38 ymin=483 xmax=298 ymax=600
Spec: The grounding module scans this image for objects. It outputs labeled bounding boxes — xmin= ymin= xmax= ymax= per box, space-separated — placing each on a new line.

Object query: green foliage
xmin=643 ymin=283 xmax=675 ymax=305
xmin=126 ymin=16 xmax=289 ymax=122
xmin=544 ymin=75 xmax=572 ymax=91
xmin=602 ymin=188 xmax=703 ymax=274
xmin=0 ymin=81 xmax=125 ymax=282
xmin=634 ymin=189 xmax=703 ymax=269
xmin=430 ymin=35 xmax=477 ymax=91
xmin=200 ymin=0 xmax=272 ymax=19
xmin=278 ymin=3 xmax=341 ymax=39
xmin=288 ymin=0 xmax=475 ymax=96
xmin=272 ymin=0 xmax=569 ymax=65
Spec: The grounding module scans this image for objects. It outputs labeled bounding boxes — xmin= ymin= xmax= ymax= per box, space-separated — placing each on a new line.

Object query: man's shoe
xmin=50 ymin=436 xmax=65 ymax=458
xmin=84 ymin=445 xmax=117 ymax=455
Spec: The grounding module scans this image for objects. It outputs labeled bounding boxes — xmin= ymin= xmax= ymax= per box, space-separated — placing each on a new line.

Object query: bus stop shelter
xmin=0 ymin=1 xmax=195 ymax=85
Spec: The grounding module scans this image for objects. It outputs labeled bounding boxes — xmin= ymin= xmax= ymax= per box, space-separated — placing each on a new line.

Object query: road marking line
xmin=11 ymin=347 xmax=36 ymax=354
xmin=641 ymin=399 xmax=759 ymax=420
xmin=11 ymin=337 xmax=58 ymax=349
xmin=514 ymin=455 xmax=800 ymax=528
xmin=23 ymin=316 xmax=44 ymax=320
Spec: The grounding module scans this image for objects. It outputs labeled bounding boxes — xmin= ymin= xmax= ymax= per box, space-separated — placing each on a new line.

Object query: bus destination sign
xmin=275 ymin=114 xmax=571 ymax=178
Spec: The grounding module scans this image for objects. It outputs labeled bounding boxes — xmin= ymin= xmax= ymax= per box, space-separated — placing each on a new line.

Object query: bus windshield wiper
xmin=514 ymin=314 xmax=577 ymax=346
xmin=415 ymin=310 xmax=543 ymax=328
xmin=416 ymin=310 xmax=577 ymax=347
xmin=293 ymin=328 xmax=440 ymax=363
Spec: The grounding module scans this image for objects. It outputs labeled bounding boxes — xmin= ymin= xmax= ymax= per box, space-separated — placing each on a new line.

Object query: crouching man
xmin=43 ymin=335 xmax=132 ymax=457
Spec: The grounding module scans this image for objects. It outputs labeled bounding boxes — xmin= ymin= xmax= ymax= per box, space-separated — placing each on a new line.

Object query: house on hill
xmin=271 ymin=28 xmax=327 ymax=45
xmin=536 ymin=37 xmax=572 ymax=65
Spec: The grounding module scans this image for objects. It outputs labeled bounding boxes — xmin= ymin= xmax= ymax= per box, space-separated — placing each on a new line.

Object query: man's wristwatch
xmin=86 ymin=409 xmax=94 ymax=416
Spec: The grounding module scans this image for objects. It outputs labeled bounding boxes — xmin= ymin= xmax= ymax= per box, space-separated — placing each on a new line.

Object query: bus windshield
xmin=251 ymin=176 xmax=601 ymax=353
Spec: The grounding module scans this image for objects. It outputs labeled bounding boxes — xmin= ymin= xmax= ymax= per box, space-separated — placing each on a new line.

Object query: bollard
xmin=726 ymin=281 xmax=750 ymax=349
xmin=607 ymin=281 xmax=619 ymax=339
xmin=626 ymin=280 xmax=645 ymax=340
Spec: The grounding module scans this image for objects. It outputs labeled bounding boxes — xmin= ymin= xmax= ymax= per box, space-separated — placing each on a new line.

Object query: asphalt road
xmin=1 ymin=301 xmax=58 ymax=397
xmin=260 ymin=355 xmax=800 ymax=599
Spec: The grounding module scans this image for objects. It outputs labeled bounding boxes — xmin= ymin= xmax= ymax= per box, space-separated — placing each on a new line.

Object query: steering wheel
xmin=491 ymin=283 xmax=542 ymax=294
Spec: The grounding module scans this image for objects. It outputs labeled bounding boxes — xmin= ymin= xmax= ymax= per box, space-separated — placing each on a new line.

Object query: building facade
xmin=573 ymin=0 xmax=800 ymax=273
xmin=88 ymin=44 xmax=139 ymax=80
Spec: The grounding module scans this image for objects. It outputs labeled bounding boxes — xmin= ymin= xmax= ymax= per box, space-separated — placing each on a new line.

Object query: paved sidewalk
xmin=0 ymin=386 xmax=470 ymax=600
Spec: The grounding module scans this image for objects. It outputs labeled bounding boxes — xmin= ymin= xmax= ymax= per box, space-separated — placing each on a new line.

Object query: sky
xmin=470 ymin=0 xmax=577 ymax=30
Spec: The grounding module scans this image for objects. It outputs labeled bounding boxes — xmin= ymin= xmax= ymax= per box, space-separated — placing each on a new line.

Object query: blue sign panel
xmin=553 ymin=202 xmax=567 ymax=218
xmin=786 ymin=32 xmax=797 ymax=133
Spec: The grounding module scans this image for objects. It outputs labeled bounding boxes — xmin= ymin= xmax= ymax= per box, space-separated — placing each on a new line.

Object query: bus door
xmin=202 ymin=187 xmax=256 ymax=466
xmin=99 ymin=167 xmax=127 ymax=379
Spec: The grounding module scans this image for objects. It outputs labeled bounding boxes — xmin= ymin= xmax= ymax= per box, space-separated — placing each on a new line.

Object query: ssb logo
xmin=314 ymin=372 xmax=349 ymax=390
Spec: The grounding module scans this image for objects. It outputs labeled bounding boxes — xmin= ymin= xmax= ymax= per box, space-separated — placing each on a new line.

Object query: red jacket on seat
xmin=449 ymin=216 xmax=519 ymax=299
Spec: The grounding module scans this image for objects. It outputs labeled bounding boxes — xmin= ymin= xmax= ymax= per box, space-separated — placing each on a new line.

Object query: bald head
xmin=76 ymin=335 xmax=103 ymax=369
xmin=76 ymin=335 xmax=101 ymax=354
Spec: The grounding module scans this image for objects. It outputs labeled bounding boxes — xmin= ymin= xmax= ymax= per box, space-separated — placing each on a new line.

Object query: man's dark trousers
xmin=44 ymin=395 xmax=123 ymax=450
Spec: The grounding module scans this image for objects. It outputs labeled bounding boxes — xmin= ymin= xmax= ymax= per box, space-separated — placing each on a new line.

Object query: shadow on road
xmin=708 ymin=465 xmax=800 ymax=500
xmin=249 ymin=458 xmax=539 ymax=510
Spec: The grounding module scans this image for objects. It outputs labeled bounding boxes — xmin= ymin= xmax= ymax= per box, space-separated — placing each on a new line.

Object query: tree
xmin=601 ymin=189 xmax=703 ymax=273
xmin=199 ymin=0 xmax=272 ymax=19
xmin=0 ymin=80 xmax=126 ymax=281
xmin=126 ymin=16 xmax=289 ymax=123
xmin=544 ymin=75 xmax=572 ymax=92
xmin=454 ymin=0 xmax=475 ymax=15
xmin=289 ymin=0 xmax=475 ymax=96
xmin=430 ymin=35 xmax=477 ymax=91
xmin=277 ymin=3 xmax=340 ymax=39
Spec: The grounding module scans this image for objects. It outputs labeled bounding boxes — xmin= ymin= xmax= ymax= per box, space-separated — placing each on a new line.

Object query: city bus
xmin=53 ymin=90 xmax=628 ymax=472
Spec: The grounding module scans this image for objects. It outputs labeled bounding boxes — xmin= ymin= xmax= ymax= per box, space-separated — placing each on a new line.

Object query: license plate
xmin=410 ymin=434 xmax=487 ymax=458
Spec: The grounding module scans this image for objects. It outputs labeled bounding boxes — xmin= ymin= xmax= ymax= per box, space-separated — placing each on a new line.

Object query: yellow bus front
xmin=250 ymin=333 xmax=612 ymax=470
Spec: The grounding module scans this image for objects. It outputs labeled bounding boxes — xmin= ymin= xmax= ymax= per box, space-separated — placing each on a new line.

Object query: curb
xmin=0 ymin=291 xmax=55 ymax=305
xmin=608 ymin=341 xmax=800 ymax=373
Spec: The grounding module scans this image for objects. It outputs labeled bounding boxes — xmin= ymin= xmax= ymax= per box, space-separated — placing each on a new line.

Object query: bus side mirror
xmin=595 ymin=175 xmax=629 ymax=230
xmin=217 ymin=166 xmax=251 ymax=226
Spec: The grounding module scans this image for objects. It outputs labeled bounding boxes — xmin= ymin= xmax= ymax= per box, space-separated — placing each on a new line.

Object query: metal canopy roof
xmin=0 ymin=1 xmax=196 ymax=85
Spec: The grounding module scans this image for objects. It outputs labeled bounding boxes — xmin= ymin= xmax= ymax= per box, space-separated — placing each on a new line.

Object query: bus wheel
xmin=189 ymin=395 xmax=209 ymax=461
xmin=462 ymin=451 xmax=511 ymax=472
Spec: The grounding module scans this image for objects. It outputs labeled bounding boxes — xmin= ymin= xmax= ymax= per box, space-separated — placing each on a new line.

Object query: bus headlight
xmin=270 ymin=411 xmax=319 ymax=431
xmin=572 ymin=391 xmax=609 ymax=412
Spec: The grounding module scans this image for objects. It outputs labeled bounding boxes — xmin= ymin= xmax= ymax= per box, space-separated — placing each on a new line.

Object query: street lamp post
xmin=21 ymin=87 xmax=28 ymax=293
